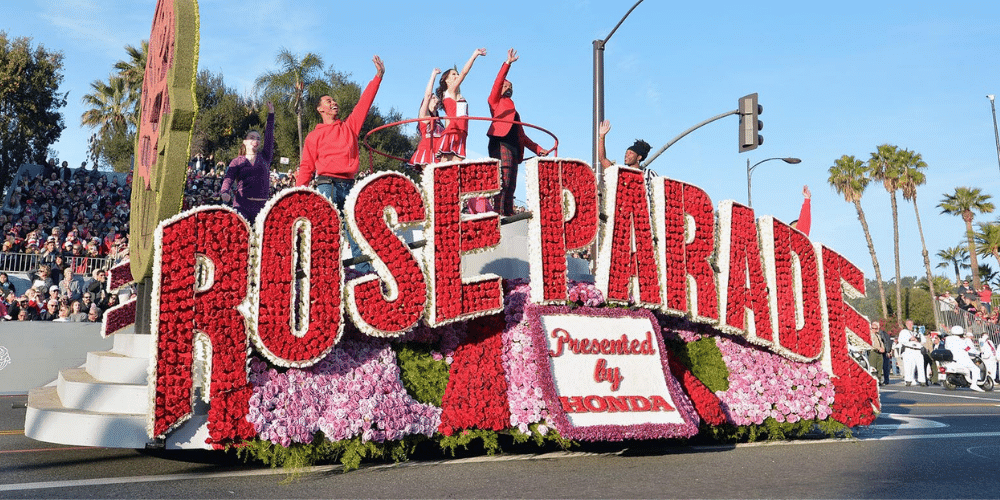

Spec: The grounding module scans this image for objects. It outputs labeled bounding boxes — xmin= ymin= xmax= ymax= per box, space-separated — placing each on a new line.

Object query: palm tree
xmin=916 ymin=275 xmax=954 ymax=295
xmin=936 ymin=244 xmax=970 ymax=286
xmin=869 ymin=144 xmax=904 ymax=326
xmin=254 ymin=48 xmax=325 ymax=157
xmin=80 ymin=74 xmax=135 ymax=138
xmin=976 ymin=263 xmax=998 ymax=288
xmin=939 ymin=187 xmax=995 ymax=290
xmin=113 ymin=40 xmax=147 ymax=124
xmin=897 ymin=148 xmax=939 ymax=326
xmin=828 ymin=154 xmax=889 ymax=320
xmin=975 ymin=221 xmax=1000 ymax=273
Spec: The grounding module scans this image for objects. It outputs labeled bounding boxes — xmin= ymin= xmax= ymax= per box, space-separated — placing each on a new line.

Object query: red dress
xmin=437 ymin=96 xmax=468 ymax=159
xmin=408 ymin=119 xmax=442 ymax=166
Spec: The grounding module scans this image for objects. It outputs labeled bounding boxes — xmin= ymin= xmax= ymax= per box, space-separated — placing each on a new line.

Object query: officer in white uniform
xmin=980 ymin=333 xmax=998 ymax=382
xmin=945 ymin=326 xmax=983 ymax=392
xmin=898 ymin=321 xmax=926 ymax=386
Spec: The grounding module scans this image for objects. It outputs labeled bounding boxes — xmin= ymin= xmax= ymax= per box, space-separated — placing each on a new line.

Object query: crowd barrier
xmin=934 ymin=298 xmax=1000 ymax=347
xmin=0 ymin=252 xmax=117 ymax=278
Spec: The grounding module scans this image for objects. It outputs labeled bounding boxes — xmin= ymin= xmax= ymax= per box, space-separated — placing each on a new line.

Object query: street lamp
xmin=746 ymin=157 xmax=801 ymax=207
xmin=988 ymin=95 xmax=1000 ymax=174
xmin=593 ymin=0 xmax=644 ymax=183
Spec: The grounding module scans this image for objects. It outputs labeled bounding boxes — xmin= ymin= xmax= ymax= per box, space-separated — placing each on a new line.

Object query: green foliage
xmin=699 ymin=417 xmax=851 ymax=444
xmin=437 ymin=429 xmax=501 ymax=457
xmin=394 ymin=343 xmax=450 ymax=406
xmin=885 ymin=283 xmax=935 ymax=329
xmin=81 ymin=40 xmax=148 ymax=172
xmin=509 ymin=423 xmax=576 ymax=450
xmin=664 ymin=337 xmax=729 ymax=393
xmin=191 ymin=69 xmax=258 ymax=164
xmin=235 ymin=432 xmax=425 ymax=476
xmin=0 ymin=32 xmax=66 ymax=187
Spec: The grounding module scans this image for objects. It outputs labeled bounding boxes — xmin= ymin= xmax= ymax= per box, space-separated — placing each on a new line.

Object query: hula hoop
xmin=362 ymin=116 xmax=559 ymax=173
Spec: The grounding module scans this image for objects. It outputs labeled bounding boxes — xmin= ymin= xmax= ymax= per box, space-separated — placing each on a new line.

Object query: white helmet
xmin=950 ymin=325 xmax=964 ymax=336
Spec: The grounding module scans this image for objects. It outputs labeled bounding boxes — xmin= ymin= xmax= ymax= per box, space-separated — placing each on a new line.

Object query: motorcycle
xmin=931 ymin=348 xmax=995 ymax=391
xmin=848 ymin=344 xmax=875 ymax=376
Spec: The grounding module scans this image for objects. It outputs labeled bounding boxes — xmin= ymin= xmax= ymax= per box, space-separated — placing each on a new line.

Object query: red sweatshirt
xmin=296 ymin=75 xmax=382 ymax=185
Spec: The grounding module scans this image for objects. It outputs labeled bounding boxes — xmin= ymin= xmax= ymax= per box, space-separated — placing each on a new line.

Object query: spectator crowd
xmin=2 ymin=159 xmax=129 ymax=263
xmin=0 ymin=159 xmax=133 ymax=322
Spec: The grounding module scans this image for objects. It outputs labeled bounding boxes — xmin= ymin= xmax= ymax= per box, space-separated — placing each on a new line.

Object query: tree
xmin=81 ymin=40 xmax=148 ymax=172
xmin=975 ymin=221 xmax=1000 ymax=277
xmin=81 ymin=75 xmax=135 ymax=171
xmin=0 ymin=32 xmax=66 ymax=188
xmin=974 ymin=263 xmax=998 ymax=288
xmin=936 ymin=244 xmax=970 ymax=286
xmin=828 ymin=154 xmax=889 ymax=320
xmin=113 ymin=40 xmax=147 ymax=125
xmin=254 ymin=49 xmax=324 ymax=158
xmin=869 ymin=144 xmax=905 ymax=326
xmin=897 ymin=148 xmax=939 ymax=327
xmin=190 ymin=69 xmax=258 ymax=163
xmin=938 ymin=187 xmax=995 ymax=290
xmin=916 ymin=275 xmax=954 ymax=295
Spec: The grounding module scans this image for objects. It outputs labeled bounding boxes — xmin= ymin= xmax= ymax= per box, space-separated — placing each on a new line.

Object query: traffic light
xmin=738 ymin=93 xmax=763 ymax=153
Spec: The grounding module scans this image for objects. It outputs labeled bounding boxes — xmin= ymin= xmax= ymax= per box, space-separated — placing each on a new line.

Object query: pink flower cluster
xmin=502 ymin=281 xmax=604 ymax=433
xmin=714 ymin=336 xmax=834 ymax=425
xmin=246 ymin=339 xmax=441 ymax=447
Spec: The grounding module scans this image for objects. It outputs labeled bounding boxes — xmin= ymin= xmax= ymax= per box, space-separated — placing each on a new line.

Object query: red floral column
xmin=344 ymin=172 xmax=428 ymax=336
xmin=821 ymin=245 xmax=879 ymax=426
xmin=150 ymin=207 xmax=255 ymax=447
xmin=254 ymin=189 xmax=343 ymax=367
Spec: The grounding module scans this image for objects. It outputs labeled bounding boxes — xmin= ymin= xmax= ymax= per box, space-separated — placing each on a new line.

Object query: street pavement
xmin=4 ymin=376 xmax=1000 ymax=498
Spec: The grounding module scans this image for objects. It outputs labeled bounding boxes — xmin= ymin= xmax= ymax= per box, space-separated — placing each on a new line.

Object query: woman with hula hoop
xmin=409 ymin=68 xmax=444 ymax=167
xmin=435 ymin=48 xmax=486 ymax=162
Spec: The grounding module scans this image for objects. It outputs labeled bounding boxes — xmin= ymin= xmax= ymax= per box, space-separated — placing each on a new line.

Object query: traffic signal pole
xmin=642 ymin=109 xmax=738 ymax=168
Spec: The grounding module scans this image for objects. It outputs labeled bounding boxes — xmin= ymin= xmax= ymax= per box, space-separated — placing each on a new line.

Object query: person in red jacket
xmin=296 ymin=55 xmax=385 ymax=210
xmin=487 ymin=48 xmax=549 ymax=216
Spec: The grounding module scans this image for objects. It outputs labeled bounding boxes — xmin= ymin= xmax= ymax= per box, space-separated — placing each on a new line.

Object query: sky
xmin=4 ymin=0 xmax=1000 ymax=287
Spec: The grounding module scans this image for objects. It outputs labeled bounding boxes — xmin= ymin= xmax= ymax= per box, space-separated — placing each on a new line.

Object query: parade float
xmin=24 ymin=0 xmax=879 ymax=471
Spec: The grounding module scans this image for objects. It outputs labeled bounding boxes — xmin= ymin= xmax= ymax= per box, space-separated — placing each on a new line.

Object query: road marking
xmin=868 ymin=414 xmax=947 ymax=430
xmin=0 ymin=429 xmax=24 ymax=435
xmin=882 ymin=389 xmax=1000 ymax=401
xmin=0 ymin=450 xmax=621 ymax=492
xmin=856 ymin=431 xmax=1000 ymax=442
xmin=0 ymin=446 xmax=92 ymax=454
xmin=890 ymin=403 xmax=1000 ymax=407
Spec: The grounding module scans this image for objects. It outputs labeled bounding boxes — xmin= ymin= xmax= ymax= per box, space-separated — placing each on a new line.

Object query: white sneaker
xmin=971 ymin=383 xmax=985 ymax=392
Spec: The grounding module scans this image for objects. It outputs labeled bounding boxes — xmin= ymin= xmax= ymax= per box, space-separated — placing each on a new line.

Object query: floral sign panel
xmin=528 ymin=306 xmax=699 ymax=440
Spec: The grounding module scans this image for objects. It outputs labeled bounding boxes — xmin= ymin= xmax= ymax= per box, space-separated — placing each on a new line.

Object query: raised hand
xmin=506 ymin=48 xmax=518 ymax=64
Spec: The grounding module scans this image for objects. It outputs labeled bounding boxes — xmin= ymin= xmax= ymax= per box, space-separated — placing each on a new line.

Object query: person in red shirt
xmin=486 ymin=48 xmax=549 ymax=216
xmin=296 ymin=55 xmax=385 ymax=210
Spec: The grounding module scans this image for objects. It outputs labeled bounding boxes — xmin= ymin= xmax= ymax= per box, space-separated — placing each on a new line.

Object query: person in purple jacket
xmin=221 ymin=101 xmax=275 ymax=222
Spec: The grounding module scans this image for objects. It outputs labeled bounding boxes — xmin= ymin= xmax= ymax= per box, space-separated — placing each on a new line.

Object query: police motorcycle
xmin=931 ymin=329 xmax=994 ymax=392
xmin=847 ymin=342 xmax=875 ymax=376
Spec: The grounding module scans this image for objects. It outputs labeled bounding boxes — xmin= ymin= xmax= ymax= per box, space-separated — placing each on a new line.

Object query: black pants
xmin=488 ymin=137 xmax=519 ymax=216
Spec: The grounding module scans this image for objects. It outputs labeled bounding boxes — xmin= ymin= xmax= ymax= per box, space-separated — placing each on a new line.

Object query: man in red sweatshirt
xmin=486 ymin=48 xmax=548 ymax=216
xmin=296 ymin=55 xmax=385 ymax=210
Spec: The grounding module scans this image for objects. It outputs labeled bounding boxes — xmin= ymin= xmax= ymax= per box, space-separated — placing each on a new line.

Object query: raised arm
xmin=454 ymin=48 xmax=486 ymax=93
xmin=488 ymin=49 xmax=517 ymax=108
xmin=418 ymin=68 xmax=441 ymax=119
xmin=598 ymin=120 xmax=613 ymax=169
xmin=345 ymin=55 xmax=385 ymax=133
xmin=261 ymin=101 xmax=276 ymax=167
